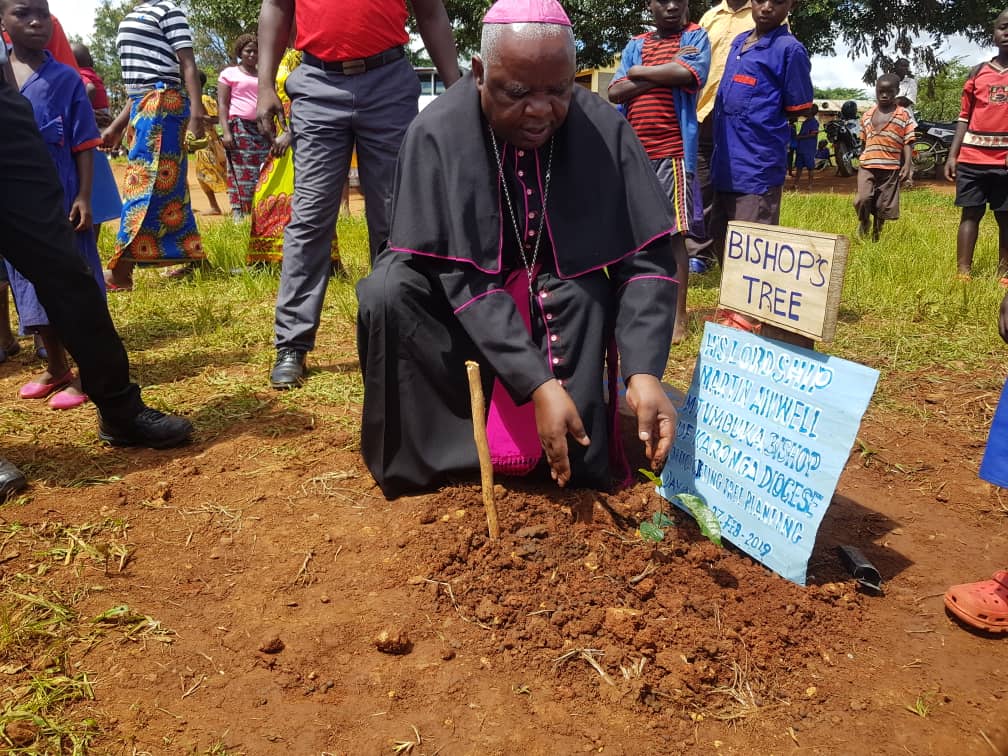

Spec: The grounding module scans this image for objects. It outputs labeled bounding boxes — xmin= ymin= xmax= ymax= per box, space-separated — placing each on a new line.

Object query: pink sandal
xmin=19 ymin=369 xmax=73 ymax=399
xmin=944 ymin=571 xmax=1008 ymax=633
xmin=48 ymin=387 xmax=89 ymax=410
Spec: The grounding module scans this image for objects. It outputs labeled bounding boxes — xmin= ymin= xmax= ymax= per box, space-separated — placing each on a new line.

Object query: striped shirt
xmin=625 ymin=32 xmax=686 ymax=161
xmin=859 ymin=104 xmax=915 ymax=169
xmin=116 ymin=1 xmax=193 ymax=94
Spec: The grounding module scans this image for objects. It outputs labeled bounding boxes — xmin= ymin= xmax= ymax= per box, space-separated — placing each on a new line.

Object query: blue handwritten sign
xmin=656 ymin=322 xmax=879 ymax=585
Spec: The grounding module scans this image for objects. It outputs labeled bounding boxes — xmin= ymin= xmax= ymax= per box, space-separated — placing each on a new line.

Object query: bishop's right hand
xmin=532 ymin=379 xmax=590 ymax=488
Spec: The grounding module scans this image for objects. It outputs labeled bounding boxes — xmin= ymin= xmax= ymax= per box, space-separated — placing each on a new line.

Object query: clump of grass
xmin=0 ymin=580 xmax=97 ymax=754
xmin=906 ymin=690 xmax=937 ymax=718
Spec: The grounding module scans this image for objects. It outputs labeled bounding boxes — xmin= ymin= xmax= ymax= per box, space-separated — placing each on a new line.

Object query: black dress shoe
xmin=98 ymin=407 xmax=194 ymax=449
xmin=270 ymin=348 xmax=307 ymax=390
xmin=0 ymin=457 xmax=28 ymax=501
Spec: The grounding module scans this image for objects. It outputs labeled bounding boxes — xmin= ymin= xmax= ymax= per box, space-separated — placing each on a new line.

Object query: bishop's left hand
xmin=625 ymin=374 xmax=677 ymax=471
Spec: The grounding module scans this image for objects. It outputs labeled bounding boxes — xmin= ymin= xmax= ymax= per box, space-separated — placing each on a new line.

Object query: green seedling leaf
xmin=672 ymin=493 xmax=723 ymax=548
xmin=638 ymin=521 xmax=665 ymax=543
xmin=637 ymin=468 xmax=662 ymax=485
xmin=651 ymin=511 xmax=673 ymax=529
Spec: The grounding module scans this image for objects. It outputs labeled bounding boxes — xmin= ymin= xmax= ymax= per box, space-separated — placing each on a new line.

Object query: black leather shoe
xmin=270 ymin=348 xmax=307 ymax=390
xmin=0 ymin=457 xmax=28 ymax=501
xmin=98 ymin=407 xmax=194 ymax=449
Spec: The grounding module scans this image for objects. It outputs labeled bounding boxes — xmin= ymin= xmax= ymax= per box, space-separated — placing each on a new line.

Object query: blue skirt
xmin=92 ymin=150 xmax=123 ymax=224
xmin=980 ymin=380 xmax=1008 ymax=488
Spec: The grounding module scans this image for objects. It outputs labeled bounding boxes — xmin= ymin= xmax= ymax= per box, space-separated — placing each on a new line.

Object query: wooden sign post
xmin=717 ymin=222 xmax=849 ymax=342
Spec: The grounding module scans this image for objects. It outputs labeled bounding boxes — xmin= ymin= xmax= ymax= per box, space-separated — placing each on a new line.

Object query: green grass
xmin=0 ymin=187 xmax=1003 ymax=753
xmin=680 ymin=188 xmax=1008 ymax=416
xmin=2 ymin=189 xmax=1004 ymax=487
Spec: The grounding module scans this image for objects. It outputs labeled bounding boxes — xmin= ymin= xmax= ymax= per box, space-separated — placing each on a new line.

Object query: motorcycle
xmin=911 ymin=120 xmax=957 ymax=177
xmin=825 ymin=100 xmax=863 ymax=178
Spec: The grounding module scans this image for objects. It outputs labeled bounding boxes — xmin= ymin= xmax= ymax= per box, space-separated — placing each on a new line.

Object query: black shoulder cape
xmin=387 ymin=74 xmax=675 ymax=278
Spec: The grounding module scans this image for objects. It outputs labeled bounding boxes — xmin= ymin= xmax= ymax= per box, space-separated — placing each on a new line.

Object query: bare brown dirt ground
xmin=0 ymin=163 xmax=1003 ymax=756
xmin=1 ymin=353 xmax=1006 ymax=754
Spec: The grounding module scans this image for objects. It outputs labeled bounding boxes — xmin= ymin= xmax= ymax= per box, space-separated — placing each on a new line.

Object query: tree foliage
xmin=440 ymin=0 xmax=998 ymax=76
xmin=83 ymin=0 xmax=258 ymax=106
xmin=915 ymin=59 xmax=971 ymax=122
xmin=182 ymin=0 xmax=260 ymax=71
xmin=813 ymin=86 xmax=870 ymax=100
xmin=82 ymin=0 xmax=999 ymax=90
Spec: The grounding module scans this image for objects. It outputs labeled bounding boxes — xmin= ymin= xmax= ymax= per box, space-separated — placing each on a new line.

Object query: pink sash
xmin=485 ymin=269 xmax=632 ymax=487
xmin=487 ymin=269 xmax=542 ymax=475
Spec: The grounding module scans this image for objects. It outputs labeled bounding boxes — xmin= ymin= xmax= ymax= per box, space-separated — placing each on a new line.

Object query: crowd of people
xmin=0 ymin=0 xmax=1006 ymax=630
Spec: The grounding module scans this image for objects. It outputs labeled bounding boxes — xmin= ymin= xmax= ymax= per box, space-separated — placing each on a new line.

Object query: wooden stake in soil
xmin=465 ymin=360 xmax=500 ymax=541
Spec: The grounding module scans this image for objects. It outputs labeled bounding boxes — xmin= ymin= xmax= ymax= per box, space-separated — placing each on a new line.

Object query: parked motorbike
xmin=825 ymin=100 xmax=862 ymax=178
xmin=911 ymin=120 xmax=956 ymax=177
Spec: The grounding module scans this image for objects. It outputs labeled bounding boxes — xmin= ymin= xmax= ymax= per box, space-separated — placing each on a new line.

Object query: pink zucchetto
xmin=481 ymin=0 xmax=572 ymax=26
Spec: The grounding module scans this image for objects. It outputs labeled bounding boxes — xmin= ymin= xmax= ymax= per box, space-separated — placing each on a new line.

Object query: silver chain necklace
xmin=489 ymin=129 xmax=554 ymax=302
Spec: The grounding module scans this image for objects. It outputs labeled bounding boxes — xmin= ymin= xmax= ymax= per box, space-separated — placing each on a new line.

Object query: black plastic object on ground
xmin=837 ymin=545 xmax=884 ymax=594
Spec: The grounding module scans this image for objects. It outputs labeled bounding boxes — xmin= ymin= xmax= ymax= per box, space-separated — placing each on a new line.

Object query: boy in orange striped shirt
xmin=854 ymin=73 xmax=915 ymax=241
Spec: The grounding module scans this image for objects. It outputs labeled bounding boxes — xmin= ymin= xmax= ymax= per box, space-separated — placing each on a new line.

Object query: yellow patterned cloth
xmin=248 ymin=50 xmax=338 ymax=264
xmin=195 ymin=94 xmax=227 ymax=193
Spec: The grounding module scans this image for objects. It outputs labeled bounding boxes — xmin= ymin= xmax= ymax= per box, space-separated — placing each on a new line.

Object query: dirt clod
xmin=258 ymin=635 xmax=285 ymax=654
xmin=516 ymin=524 xmax=549 ymax=539
xmin=4 ymin=720 xmax=38 ymax=747
xmin=374 ymin=628 xmax=412 ymax=655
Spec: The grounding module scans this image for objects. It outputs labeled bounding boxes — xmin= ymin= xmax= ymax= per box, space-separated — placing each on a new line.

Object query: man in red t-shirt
xmin=257 ymin=0 xmax=460 ymax=389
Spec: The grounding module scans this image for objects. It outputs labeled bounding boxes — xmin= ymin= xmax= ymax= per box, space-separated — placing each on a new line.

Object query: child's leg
xmin=672 ymin=233 xmax=688 ymax=344
xmin=34 ymin=327 xmax=70 ymax=380
xmin=105 ymin=259 xmax=135 ymax=290
xmin=198 ymin=179 xmax=223 ymax=215
xmin=995 ymin=210 xmax=1008 ymax=279
xmin=31 ymin=330 xmax=87 ymax=406
xmin=853 ymin=170 xmax=873 ymax=237
xmin=0 ymin=281 xmax=15 ymax=349
xmin=872 ymin=214 xmax=884 ymax=242
xmin=956 ymin=206 xmax=986 ymax=276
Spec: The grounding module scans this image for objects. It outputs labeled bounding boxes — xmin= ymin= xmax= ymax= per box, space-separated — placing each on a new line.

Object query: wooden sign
xmin=717 ymin=222 xmax=849 ymax=342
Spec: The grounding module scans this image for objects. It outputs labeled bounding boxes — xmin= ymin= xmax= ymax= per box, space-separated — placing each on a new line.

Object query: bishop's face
xmin=473 ymin=27 xmax=576 ymax=150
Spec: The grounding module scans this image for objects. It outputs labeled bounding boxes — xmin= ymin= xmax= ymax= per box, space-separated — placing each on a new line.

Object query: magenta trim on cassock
xmin=388 ymin=245 xmax=503 ymax=274
xmin=453 ymin=287 xmax=509 ymax=314
xmin=616 ymin=273 xmax=678 ymax=295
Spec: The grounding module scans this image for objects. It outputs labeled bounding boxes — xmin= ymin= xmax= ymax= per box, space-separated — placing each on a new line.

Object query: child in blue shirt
xmin=709 ymin=0 xmax=813 ymax=335
xmin=2 ymin=0 xmax=105 ymax=409
xmin=709 ymin=0 xmax=813 ymax=261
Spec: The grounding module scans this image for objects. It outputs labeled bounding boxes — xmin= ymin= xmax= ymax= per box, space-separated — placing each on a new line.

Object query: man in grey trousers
xmin=257 ymin=0 xmax=460 ymax=389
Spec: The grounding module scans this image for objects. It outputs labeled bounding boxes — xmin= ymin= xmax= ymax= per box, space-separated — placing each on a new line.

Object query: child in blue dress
xmin=2 ymin=0 xmax=105 ymax=409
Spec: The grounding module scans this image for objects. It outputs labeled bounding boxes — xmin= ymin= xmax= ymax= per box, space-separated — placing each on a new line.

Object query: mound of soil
xmin=403 ymin=482 xmax=862 ymax=726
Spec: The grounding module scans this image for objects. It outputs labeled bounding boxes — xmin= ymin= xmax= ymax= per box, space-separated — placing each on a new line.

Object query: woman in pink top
xmin=218 ymin=33 xmax=269 ymax=218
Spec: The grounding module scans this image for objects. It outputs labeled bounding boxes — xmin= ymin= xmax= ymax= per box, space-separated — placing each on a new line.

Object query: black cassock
xmin=357 ymin=75 xmax=679 ymax=499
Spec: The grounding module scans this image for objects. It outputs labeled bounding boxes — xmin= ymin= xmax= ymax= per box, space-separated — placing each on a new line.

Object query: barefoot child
xmin=2 ymin=0 xmax=105 ymax=409
xmin=854 ymin=73 xmax=914 ymax=241
xmin=609 ymin=0 xmax=711 ymax=345
xmin=944 ymin=8 xmax=1008 ymax=282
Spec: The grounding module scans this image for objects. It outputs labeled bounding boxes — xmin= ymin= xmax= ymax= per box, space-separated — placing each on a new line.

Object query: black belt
xmin=302 ymin=46 xmax=405 ymax=75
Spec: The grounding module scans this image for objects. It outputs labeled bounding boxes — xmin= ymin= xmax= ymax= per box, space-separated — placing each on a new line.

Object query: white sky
xmin=51 ymin=0 xmax=988 ymax=90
